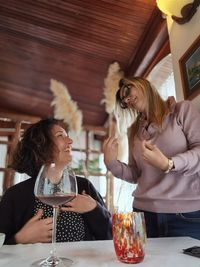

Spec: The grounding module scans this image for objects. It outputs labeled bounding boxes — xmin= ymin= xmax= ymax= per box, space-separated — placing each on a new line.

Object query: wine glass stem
xmin=50 ymin=206 xmax=58 ymax=258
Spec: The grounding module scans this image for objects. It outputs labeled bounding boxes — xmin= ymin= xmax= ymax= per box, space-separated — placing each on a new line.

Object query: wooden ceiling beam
xmin=126 ymin=8 xmax=170 ymax=77
xmin=0 ymin=111 xmax=41 ymax=123
xmin=143 ymin=39 xmax=170 ymax=77
xmin=83 ymin=125 xmax=107 ymax=136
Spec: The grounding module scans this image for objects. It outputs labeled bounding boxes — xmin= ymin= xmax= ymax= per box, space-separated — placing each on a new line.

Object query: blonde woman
xmin=103 ymin=77 xmax=200 ymax=240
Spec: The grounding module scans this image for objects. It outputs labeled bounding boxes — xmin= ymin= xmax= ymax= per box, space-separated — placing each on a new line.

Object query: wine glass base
xmin=31 ymin=256 xmax=73 ymax=267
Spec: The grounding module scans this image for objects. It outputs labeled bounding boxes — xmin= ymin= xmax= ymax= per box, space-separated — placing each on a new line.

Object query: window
xmin=147 ymin=54 xmax=176 ymax=99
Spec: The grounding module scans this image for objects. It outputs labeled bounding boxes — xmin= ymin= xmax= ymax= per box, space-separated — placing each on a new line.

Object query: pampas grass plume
xmin=50 ymin=79 xmax=82 ymax=135
xmin=101 ymin=62 xmax=124 ymax=114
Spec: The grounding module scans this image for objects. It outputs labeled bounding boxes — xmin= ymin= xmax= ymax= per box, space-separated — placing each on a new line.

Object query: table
xmin=0 ymin=237 xmax=200 ymax=267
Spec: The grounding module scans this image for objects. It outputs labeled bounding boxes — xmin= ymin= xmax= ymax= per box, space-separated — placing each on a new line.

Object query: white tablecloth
xmin=0 ymin=237 xmax=200 ymax=267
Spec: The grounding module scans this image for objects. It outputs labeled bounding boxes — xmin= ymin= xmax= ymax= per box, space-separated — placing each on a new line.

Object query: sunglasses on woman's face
xmin=118 ymin=79 xmax=133 ymax=109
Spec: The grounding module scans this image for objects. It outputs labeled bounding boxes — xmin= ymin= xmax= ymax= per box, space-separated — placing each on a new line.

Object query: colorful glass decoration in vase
xmin=112 ymin=211 xmax=146 ymax=264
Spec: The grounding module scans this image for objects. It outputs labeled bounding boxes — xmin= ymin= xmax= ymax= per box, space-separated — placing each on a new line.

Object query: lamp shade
xmin=156 ymin=0 xmax=193 ymax=17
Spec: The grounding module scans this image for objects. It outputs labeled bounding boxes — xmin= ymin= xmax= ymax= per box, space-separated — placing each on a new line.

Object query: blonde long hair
xmin=115 ymin=77 xmax=169 ymax=148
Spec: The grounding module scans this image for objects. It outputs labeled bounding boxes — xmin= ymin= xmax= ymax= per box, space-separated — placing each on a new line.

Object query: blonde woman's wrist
xmin=164 ymin=158 xmax=174 ymax=173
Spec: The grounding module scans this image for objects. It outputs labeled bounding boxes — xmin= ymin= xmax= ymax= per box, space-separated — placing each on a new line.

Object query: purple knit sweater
xmin=106 ymin=99 xmax=200 ymax=213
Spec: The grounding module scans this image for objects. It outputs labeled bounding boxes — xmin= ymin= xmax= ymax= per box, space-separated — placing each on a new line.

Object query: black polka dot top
xmin=34 ymin=198 xmax=85 ymax=242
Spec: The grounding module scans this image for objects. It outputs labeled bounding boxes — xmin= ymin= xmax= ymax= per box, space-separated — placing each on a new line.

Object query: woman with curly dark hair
xmin=0 ymin=118 xmax=112 ymax=244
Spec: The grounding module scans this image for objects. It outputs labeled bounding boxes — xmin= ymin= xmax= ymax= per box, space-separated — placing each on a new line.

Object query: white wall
xmin=166 ymin=7 xmax=200 ymax=108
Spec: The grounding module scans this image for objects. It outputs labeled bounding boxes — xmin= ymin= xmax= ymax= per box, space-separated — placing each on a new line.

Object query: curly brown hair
xmin=10 ymin=118 xmax=65 ymax=178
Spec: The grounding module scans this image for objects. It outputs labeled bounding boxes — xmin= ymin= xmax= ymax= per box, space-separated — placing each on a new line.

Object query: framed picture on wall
xmin=179 ymin=35 xmax=200 ymax=100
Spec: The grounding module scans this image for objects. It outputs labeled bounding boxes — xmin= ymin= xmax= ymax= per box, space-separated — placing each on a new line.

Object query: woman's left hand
xmin=61 ymin=190 xmax=97 ymax=213
xmin=141 ymin=140 xmax=169 ymax=171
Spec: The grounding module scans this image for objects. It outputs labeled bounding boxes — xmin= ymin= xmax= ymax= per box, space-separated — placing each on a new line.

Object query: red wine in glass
xmin=37 ymin=194 xmax=76 ymax=207
xmin=32 ymin=164 xmax=77 ymax=267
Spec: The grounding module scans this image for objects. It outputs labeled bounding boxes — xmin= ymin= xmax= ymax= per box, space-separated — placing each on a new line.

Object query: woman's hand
xmin=15 ymin=209 xmax=53 ymax=244
xmin=103 ymin=136 xmax=118 ymax=165
xmin=61 ymin=191 xmax=97 ymax=213
xmin=141 ymin=140 xmax=169 ymax=171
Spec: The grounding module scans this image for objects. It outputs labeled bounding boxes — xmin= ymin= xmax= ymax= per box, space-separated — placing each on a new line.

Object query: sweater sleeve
xmin=0 ymin=178 xmax=35 ymax=245
xmin=106 ymin=156 xmax=139 ymax=184
xmin=172 ymin=100 xmax=200 ymax=175
xmin=0 ymin=188 xmax=17 ymax=245
xmin=81 ymin=179 xmax=112 ymax=240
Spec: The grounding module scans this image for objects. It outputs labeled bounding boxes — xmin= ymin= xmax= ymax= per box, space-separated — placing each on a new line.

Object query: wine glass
xmin=32 ymin=163 xmax=77 ymax=267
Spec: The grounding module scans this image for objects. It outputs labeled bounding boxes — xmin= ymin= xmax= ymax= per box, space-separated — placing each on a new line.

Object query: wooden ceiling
xmin=0 ymin=0 xmax=169 ymax=128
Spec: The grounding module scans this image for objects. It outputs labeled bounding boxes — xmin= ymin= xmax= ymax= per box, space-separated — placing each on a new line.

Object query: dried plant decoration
xmin=101 ymin=62 xmax=129 ymax=160
xmin=101 ymin=61 xmax=124 ymax=115
xmin=50 ymin=79 xmax=83 ymax=136
xmin=102 ymin=63 xmax=135 ymax=209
